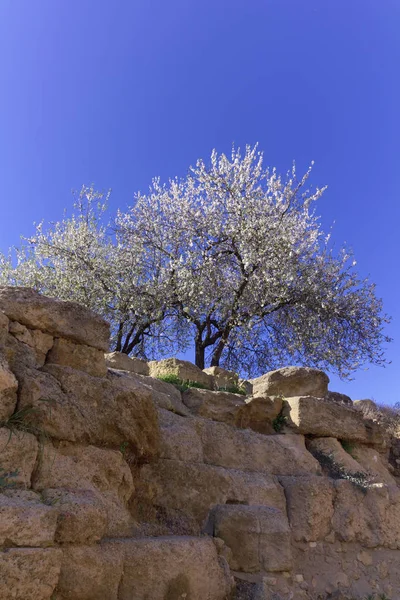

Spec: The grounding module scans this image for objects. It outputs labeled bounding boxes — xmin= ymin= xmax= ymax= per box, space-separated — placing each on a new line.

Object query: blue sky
xmin=0 ymin=0 xmax=399 ymax=403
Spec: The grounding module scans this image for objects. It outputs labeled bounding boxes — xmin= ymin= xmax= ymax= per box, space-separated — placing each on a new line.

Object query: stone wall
xmin=0 ymin=287 xmax=399 ymax=600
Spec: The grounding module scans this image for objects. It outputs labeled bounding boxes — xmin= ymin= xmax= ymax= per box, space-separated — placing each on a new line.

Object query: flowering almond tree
xmin=118 ymin=145 xmax=391 ymax=377
xmin=0 ymin=186 xmax=186 ymax=358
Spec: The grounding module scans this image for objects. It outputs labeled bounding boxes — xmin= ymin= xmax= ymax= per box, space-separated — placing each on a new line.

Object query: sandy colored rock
xmin=325 ymin=390 xmax=353 ymax=406
xmin=0 ymin=353 xmax=18 ymax=421
xmin=105 ymin=351 xmax=149 ymax=375
xmin=0 ymin=287 xmax=110 ymax=350
xmin=47 ymin=337 xmax=107 ymax=377
xmin=0 ymin=428 xmax=38 ymax=488
xmin=115 ymin=536 xmax=233 ymax=600
xmin=279 ymin=476 xmax=335 ymax=541
xmin=203 ymin=365 xmax=239 ymax=389
xmin=306 ymin=437 xmax=368 ymax=475
xmin=55 ymin=544 xmax=124 ymax=600
xmin=182 ymin=387 xmax=246 ymax=425
xmin=140 ymin=459 xmax=287 ymax=525
xmin=251 ymin=366 xmax=329 ymax=398
xmin=0 ymin=490 xmax=58 ymax=547
xmin=41 ymin=489 xmax=107 ymax=544
xmin=351 ymin=445 xmax=396 ymax=485
xmin=17 ymin=364 xmax=159 ymax=458
xmin=237 ymin=395 xmax=283 ymax=434
xmin=34 ymin=442 xmax=134 ymax=537
xmin=197 ymin=419 xmax=321 ymax=475
xmin=0 ymin=547 xmax=62 ymax=600
xmin=0 ymin=310 xmax=8 ymax=343
xmin=283 ymin=396 xmax=373 ymax=442
xmin=8 ymin=321 xmax=53 ymax=366
xmin=212 ymin=504 xmax=292 ymax=573
xmin=158 ymin=408 xmax=204 ymax=462
xmin=148 ymin=357 xmax=213 ymax=388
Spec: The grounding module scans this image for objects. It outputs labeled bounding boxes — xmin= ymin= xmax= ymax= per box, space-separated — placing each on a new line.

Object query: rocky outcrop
xmin=0 ymin=287 xmax=399 ymax=600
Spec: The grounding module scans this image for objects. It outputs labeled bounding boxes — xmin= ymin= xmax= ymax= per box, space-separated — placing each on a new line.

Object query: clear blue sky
xmin=0 ymin=0 xmax=399 ymax=403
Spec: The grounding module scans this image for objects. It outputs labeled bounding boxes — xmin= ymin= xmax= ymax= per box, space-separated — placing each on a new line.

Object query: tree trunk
xmin=195 ymin=339 xmax=205 ymax=370
xmin=210 ymin=324 xmax=232 ymax=366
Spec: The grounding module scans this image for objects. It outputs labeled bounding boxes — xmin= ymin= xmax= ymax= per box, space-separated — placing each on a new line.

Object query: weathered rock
xmin=0 ymin=287 xmax=110 ymax=350
xmin=0 ymin=428 xmax=38 ymax=488
xmin=307 ymin=437 xmax=367 ymax=476
xmin=0 ymin=310 xmax=8 ymax=343
xmin=55 ymin=544 xmax=124 ymax=600
xmin=148 ymin=357 xmax=213 ymax=389
xmin=41 ymin=489 xmax=107 ymax=544
xmin=34 ymin=442 xmax=134 ymax=537
xmin=8 ymin=321 xmax=53 ymax=366
xmin=140 ymin=459 xmax=286 ymax=525
xmin=0 ymin=547 xmax=62 ymax=600
xmin=238 ymin=378 xmax=253 ymax=395
xmin=17 ymin=364 xmax=159 ymax=458
xmin=158 ymin=408 xmax=204 ymax=462
xmin=105 ymin=351 xmax=149 ymax=375
xmin=203 ymin=366 xmax=239 ymax=389
xmin=351 ymin=445 xmax=396 ymax=485
xmin=47 ymin=337 xmax=107 ymax=377
xmin=0 ymin=490 xmax=58 ymax=547
xmin=212 ymin=504 xmax=292 ymax=573
xmin=279 ymin=476 xmax=335 ymax=542
xmin=283 ymin=396 xmax=376 ymax=443
xmin=182 ymin=387 xmax=246 ymax=425
xmin=236 ymin=396 xmax=283 ymax=435
xmin=115 ymin=536 xmax=233 ymax=600
xmin=197 ymin=419 xmax=321 ymax=475
xmin=0 ymin=353 xmax=18 ymax=421
xmin=251 ymin=366 xmax=329 ymax=398
xmin=325 ymin=390 xmax=353 ymax=406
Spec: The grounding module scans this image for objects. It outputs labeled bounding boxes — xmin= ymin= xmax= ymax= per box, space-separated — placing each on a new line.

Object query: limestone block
xmin=158 ymin=409 xmax=204 ymax=462
xmin=0 ymin=547 xmax=62 ymax=600
xmin=182 ymin=387 xmax=246 ymax=425
xmin=307 ymin=437 xmax=368 ymax=475
xmin=105 ymin=351 xmax=149 ymax=375
xmin=55 ymin=544 xmax=124 ymax=600
xmin=0 ymin=353 xmax=18 ymax=421
xmin=0 ymin=310 xmax=8 ymax=344
xmin=237 ymin=395 xmax=283 ymax=435
xmin=0 ymin=287 xmax=110 ymax=350
xmin=325 ymin=390 xmax=353 ymax=406
xmin=251 ymin=366 xmax=329 ymax=398
xmin=47 ymin=337 xmax=107 ymax=377
xmin=17 ymin=364 xmax=160 ymax=458
xmin=34 ymin=442 xmax=134 ymax=537
xmin=41 ymin=489 xmax=107 ymax=544
xmin=8 ymin=321 xmax=53 ymax=366
xmin=115 ymin=536 xmax=234 ymax=600
xmin=279 ymin=475 xmax=335 ymax=541
xmin=0 ymin=490 xmax=58 ymax=547
xmin=283 ymin=396 xmax=372 ymax=442
xmin=197 ymin=419 xmax=321 ymax=475
xmin=212 ymin=504 xmax=292 ymax=573
xmin=148 ymin=357 xmax=213 ymax=388
xmin=350 ymin=445 xmax=396 ymax=486
xmin=0 ymin=428 xmax=38 ymax=488
xmin=140 ymin=459 xmax=286 ymax=525
xmin=203 ymin=365 xmax=239 ymax=389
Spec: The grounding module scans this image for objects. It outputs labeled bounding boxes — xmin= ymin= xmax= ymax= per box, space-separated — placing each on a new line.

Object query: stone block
xmin=182 ymin=387 xmax=246 ymax=425
xmin=0 ymin=490 xmax=58 ymax=547
xmin=148 ymin=357 xmax=213 ymax=388
xmin=203 ymin=366 xmax=239 ymax=389
xmin=47 ymin=337 xmax=107 ymax=377
xmin=0 ymin=428 xmax=38 ymax=488
xmin=140 ymin=459 xmax=286 ymax=525
xmin=0 ymin=287 xmax=110 ymax=350
xmin=251 ymin=366 xmax=329 ymax=398
xmin=279 ymin=475 xmax=335 ymax=541
xmin=212 ymin=504 xmax=292 ymax=573
xmin=237 ymin=396 xmax=283 ymax=435
xmin=105 ymin=351 xmax=149 ymax=375
xmin=283 ymin=396 xmax=371 ymax=442
xmin=0 ymin=547 xmax=62 ymax=600
xmin=0 ymin=353 xmax=18 ymax=421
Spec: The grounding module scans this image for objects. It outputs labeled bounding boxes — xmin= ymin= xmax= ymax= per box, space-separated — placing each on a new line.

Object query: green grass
xmin=217 ymin=385 xmax=246 ymax=396
xmin=157 ymin=374 xmax=208 ymax=392
xmin=272 ymin=410 xmax=287 ymax=432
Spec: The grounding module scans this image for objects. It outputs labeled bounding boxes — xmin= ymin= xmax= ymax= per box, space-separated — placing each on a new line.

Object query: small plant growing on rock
xmin=310 ymin=449 xmax=375 ymax=492
xmin=217 ymin=385 xmax=246 ymax=396
xmin=272 ymin=410 xmax=287 ymax=432
xmin=0 ymin=467 xmax=18 ymax=489
xmin=157 ymin=374 xmax=208 ymax=392
xmin=340 ymin=440 xmax=356 ymax=458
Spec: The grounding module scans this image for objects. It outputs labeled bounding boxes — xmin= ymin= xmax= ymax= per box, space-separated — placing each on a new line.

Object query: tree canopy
xmin=0 ymin=146 xmax=391 ymax=378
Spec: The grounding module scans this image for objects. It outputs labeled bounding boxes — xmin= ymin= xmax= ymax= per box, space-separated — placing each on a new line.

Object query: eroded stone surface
xmin=203 ymin=366 xmax=239 ymax=389
xmin=47 ymin=338 xmax=107 ymax=377
xmin=0 ymin=428 xmax=38 ymax=488
xmin=148 ymin=357 xmax=213 ymax=389
xmin=0 ymin=353 xmax=18 ymax=421
xmin=251 ymin=366 xmax=329 ymax=399
xmin=182 ymin=387 xmax=246 ymax=425
xmin=105 ymin=351 xmax=149 ymax=375
xmin=0 ymin=547 xmax=62 ymax=600
xmin=237 ymin=396 xmax=283 ymax=435
xmin=0 ymin=490 xmax=58 ymax=547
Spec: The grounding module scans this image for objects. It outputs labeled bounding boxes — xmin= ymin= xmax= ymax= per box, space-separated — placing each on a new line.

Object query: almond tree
xmin=0 ymin=186 xmax=186 ymax=357
xmin=118 ymin=145 xmax=391 ymax=377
